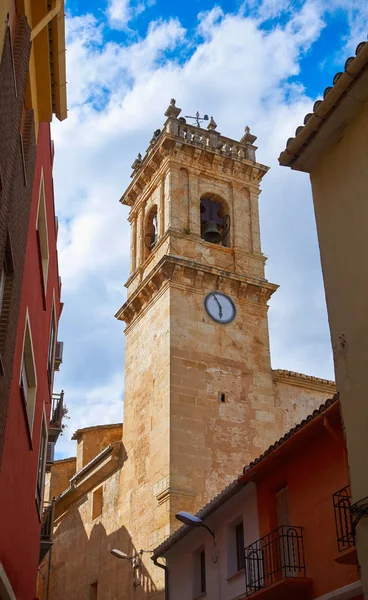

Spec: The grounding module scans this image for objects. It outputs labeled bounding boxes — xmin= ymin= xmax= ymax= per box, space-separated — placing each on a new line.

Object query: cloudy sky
xmin=52 ymin=0 xmax=366 ymax=457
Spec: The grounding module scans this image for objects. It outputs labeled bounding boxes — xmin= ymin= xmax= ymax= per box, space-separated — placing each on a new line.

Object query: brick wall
xmin=0 ymin=17 xmax=36 ymax=467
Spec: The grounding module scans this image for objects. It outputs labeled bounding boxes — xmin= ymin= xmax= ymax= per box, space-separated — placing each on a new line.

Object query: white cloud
xmin=106 ymin=0 xmax=155 ymax=29
xmin=52 ymin=1 xmax=362 ymax=457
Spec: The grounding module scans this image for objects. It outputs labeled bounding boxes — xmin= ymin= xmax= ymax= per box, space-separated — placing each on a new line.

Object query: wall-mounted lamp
xmin=175 ymin=511 xmax=219 ymax=562
xmin=111 ymin=549 xmax=142 ymax=585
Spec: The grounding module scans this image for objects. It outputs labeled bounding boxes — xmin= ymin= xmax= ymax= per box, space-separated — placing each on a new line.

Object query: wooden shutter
xmin=276 ymin=487 xmax=291 ymax=526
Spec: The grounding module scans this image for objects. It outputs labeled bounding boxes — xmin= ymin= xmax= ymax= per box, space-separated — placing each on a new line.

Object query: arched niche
xmin=200 ymin=193 xmax=231 ymax=247
xmin=144 ymin=205 xmax=158 ymax=259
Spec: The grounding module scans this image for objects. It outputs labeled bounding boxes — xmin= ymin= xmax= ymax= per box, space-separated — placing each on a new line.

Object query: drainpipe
xmin=30 ymin=0 xmax=62 ymax=40
xmin=152 ymin=556 xmax=169 ymax=600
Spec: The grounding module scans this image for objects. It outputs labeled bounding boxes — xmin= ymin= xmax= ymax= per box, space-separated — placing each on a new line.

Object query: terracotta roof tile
xmin=279 ymin=41 xmax=368 ymax=167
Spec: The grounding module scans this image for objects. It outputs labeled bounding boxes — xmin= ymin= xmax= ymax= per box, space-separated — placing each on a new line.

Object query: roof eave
xmin=279 ymin=42 xmax=368 ymax=173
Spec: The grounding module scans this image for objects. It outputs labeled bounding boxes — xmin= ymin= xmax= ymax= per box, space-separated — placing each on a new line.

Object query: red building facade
xmin=0 ymin=123 xmax=63 ymax=600
xmin=0 ymin=2 xmax=67 ymax=599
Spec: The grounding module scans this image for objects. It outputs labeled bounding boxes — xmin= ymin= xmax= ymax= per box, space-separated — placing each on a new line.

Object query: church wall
xmin=44 ymin=457 xmax=76 ymax=502
xmin=274 ymin=379 xmax=335 ymax=433
xmin=40 ymin=469 xmax=129 ymax=600
xmin=74 ymin=424 xmax=123 ymax=471
xmin=169 ymin=282 xmax=279 ymax=511
xmin=121 ymin=286 xmax=171 ymax=554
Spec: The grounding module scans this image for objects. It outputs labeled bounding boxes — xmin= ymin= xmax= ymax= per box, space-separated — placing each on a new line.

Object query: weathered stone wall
xmin=74 ymin=424 xmax=123 ymax=471
xmin=44 ymin=457 xmax=76 ymax=501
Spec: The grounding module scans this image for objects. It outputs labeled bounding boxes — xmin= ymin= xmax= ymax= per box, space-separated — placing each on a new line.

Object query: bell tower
xmin=116 ymin=99 xmax=279 ymax=554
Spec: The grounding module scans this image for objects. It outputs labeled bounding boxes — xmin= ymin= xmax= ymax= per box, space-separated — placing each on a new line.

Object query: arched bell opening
xmin=144 ymin=205 xmax=158 ymax=259
xmin=200 ymin=194 xmax=231 ymax=247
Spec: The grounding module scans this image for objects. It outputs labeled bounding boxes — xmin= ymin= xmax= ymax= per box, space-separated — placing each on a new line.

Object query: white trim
xmin=19 ymin=310 xmax=38 ymax=437
xmin=314 ymin=581 xmax=362 ymax=600
xmin=36 ymin=169 xmax=50 ymax=295
xmin=35 ymin=409 xmax=48 ymax=510
xmin=0 ymin=563 xmax=17 ymax=600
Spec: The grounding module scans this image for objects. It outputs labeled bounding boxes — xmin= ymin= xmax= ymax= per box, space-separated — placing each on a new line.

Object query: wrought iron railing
xmin=333 ymin=485 xmax=355 ymax=552
xmin=244 ymin=525 xmax=306 ymax=596
xmin=39 ymin=500 xmax=55 ymax=564
xmin=50 ymin=391 xmax=64 ymax=428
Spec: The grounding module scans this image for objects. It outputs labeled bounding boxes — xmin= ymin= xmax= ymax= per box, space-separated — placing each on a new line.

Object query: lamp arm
xmin=202 ymin=523 xmax=216 ymax=542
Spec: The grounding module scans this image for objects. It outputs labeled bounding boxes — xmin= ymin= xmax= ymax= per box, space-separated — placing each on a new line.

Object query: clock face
xmin=204 ymin=292 xmax=236 ymax=324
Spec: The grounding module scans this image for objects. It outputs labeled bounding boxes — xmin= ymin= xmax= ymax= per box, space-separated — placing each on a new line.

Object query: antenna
xmin=184 ymin=111 xmax=209 ymax=127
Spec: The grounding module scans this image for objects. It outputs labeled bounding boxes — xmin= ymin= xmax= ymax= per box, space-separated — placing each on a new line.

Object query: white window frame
xmin=19 ymin=311 xmax=37 ymax=437
xmin=36 ymin=170 xmax=49 ymax=295
xmin=47 ymin=307 xmax=56 ymax=385
xmin=36 ymin=411 xmax=48 ymax=509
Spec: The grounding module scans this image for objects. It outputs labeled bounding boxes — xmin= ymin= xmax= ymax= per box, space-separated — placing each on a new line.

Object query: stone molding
xmin=116 ymin=254 xmax=278 ymax=329
xmin=156 ymin=486 xmax=196 ymax=506
xmin=273 ymin=369 xmax=336 ymax=394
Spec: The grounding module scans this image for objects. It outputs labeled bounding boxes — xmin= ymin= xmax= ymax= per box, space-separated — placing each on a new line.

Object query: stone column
xmin=137 ymin=202 xmax=146 ymax=267
xmin=159 ymin=175 xmax=165 ymax=238
xmin=249 ymin=190 xmax=262 ymax=254
xmin=130 ymin=214 xmax=137 ymax=273
xmin=188 ymin=172 xmax=200 ymax=236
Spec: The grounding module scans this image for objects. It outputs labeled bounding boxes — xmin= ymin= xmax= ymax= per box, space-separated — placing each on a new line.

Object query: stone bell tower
xmin=116 ymin=99 xmax=279 ymax=556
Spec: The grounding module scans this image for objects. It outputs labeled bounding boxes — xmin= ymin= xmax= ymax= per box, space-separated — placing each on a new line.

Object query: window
xmin=144 ymin=205 xmax=158 ymax=259
xmin=90 ymin=582 xmax=98 ymax=600
xmin=36 ymin=173 xmax=49 ymax=294
xmin=36 ymin=417 xmax=48 ymax=508
xmin=193 ymin=547 xmax=206 ymax=597
xmin=227 ymin=518 xmax=245 ymax=576
xmin=92 ymin=486 xmax=103 ymax=520
xmin=235 ymin=522 xmax=245 ymax=571
xmin=20 ymin=316 xmax=37 ymax=435
xmin=200 ymin=195 xmax=230 ymax=247
xmin=47 ymin=310 xmax=56 ymax=384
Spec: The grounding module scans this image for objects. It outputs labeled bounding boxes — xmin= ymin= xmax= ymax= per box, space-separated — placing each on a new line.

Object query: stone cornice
xmin=273 ymin=369 xmax=336 ymax=394
xmin=115 ymin=254 xmax=278 ymax=328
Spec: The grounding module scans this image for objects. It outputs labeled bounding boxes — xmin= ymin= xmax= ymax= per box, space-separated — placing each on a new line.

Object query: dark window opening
xmin=144 ymin=206 xmax=158 ymax=259
xmin=200 ymin=550 xmax=206 ymax=593
xmin=235 ymin=522 xmax=245 ymax=571
xmin=200 ymin=196 xmax=230 ymax=247
xmin=220 ymin=393 xmax=226 ymax=403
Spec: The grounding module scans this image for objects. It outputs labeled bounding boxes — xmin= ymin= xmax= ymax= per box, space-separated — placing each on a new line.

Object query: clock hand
xmin=213 ymin=294 xmax=223 ymax=319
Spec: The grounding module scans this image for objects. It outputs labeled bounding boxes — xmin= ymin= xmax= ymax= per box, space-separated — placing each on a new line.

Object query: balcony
xmin=333 ymin=485 xmax=357 ymax=565
xmin=48 ymin=391 xmax=64 ymax=443
xmin=244 ymin=526 xmax=312 ymax=599
xmin=39 ymin=500 xmax=55 ymax=564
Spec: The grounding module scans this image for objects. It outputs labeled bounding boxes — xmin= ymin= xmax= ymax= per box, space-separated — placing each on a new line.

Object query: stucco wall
xmin=310 ymin=97 xmax=368 ymax=594
xmin=166 ymin=483 xmax=259 ymax=600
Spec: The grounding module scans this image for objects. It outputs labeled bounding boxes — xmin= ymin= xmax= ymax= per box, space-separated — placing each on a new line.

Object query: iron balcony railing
xmin=333 ymin=485 xmax=355 ymax=552
xmin=39 ymin=500 xmax=55 ymax=564
xmin=244 ymin=525 xmax=306 ymax=596
xmin=50 ymin=391 xmax=64 ymax=427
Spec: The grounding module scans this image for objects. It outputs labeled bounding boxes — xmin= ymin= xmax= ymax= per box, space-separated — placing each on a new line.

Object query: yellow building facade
xmin=41 ymin=102 xmax=335 ymax=600
xmin=279 ymin=41 xmax=368 ymax=599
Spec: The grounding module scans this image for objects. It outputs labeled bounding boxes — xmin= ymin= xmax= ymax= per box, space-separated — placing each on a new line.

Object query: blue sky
xmin=52 ymin=0 xmax=367 ymax=457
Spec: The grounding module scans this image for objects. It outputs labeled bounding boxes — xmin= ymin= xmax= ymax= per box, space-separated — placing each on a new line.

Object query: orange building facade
xmin=154 ymin=398 xmax=362 ymax=600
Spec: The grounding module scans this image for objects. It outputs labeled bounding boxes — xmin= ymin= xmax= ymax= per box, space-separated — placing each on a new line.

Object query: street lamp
xmin=111 ymin=548 xmax=142 ymax=585
xmin=175 ymin=511 xmax=219 ymax=562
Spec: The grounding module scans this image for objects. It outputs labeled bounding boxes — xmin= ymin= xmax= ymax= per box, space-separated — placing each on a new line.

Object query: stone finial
xmin=207 ymin=116 xmax=217 ymax=131
xmin=150 ymin=129 xmax=161 ymax=144
xmin=131 ymin=153 xmax=142 ymax=170
xmin=164 ymin=98 xmax=182 ymax=118
xmin=240 ymin=125 xmax=257 ymax=145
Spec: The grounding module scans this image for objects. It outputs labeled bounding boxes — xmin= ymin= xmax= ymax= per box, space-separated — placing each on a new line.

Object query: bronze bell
xmin=202 ymin=221 xmax=222 ymax=244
